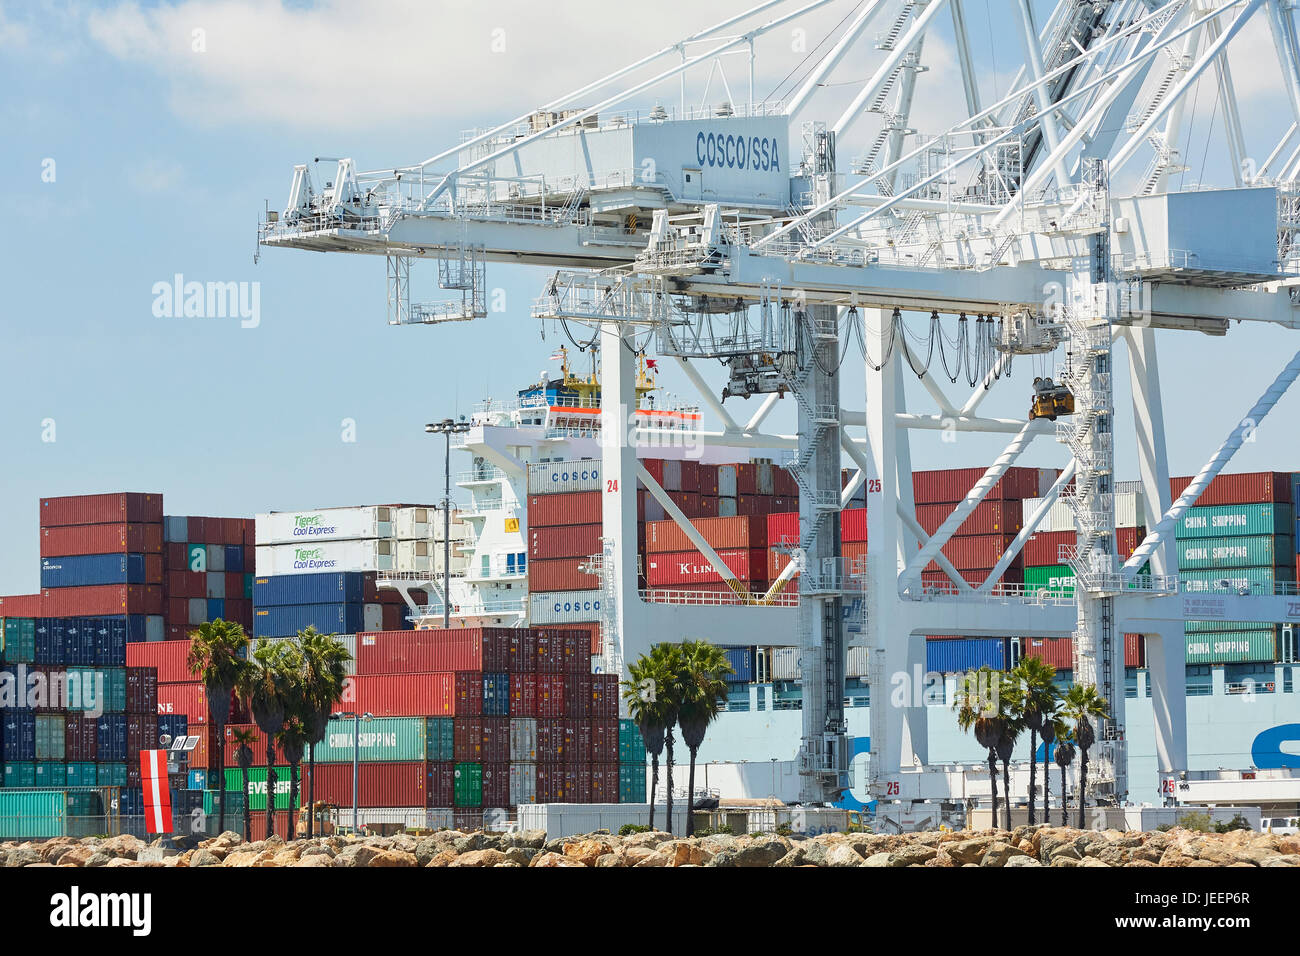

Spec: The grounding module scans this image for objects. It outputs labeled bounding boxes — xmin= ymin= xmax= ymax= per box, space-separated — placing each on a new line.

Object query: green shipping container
xmin=223 ymin=767 xmax=298 ymax=811
xmin=1185 ymin=631 xmax=1278 ymax=664
xmin=1024 ymin=565 xmax=1076 ymax=594
xmin=1180 ymin=567 xmax=1293 ymax=594
xmin=66 ymin=762 xmax=97 ymax=788
xmin=187 ymin=544 xmax=208 ymax=572
xmin=66 ymin=791 xmax=106 ymax=838
xmin=0 ymin=791 xmax=67 ymax=839
xmin=244 ymin=574 xmax=254 ymax=599
xmin=203 ymin=788 xmax=247 ymax=818
xmin=64 ymin=667 xmax=125 ymax=713
xmin=618 ymin=719 xmax=647 ymax=764
xmin=1185 ymin=619 xmax=1278 ymax=634
xmin=3 ymin=763 xmax=36 ymax=788
xmin=34 ymin=763 xmax=62 ymax=788
xmin=1 ymin=618 xmax=36 ymax=663
xmin=307 ymin=716 xmax=427 ymax=763
xmin=1176 ymin=503 xmax=1294 ymax=539
xmin=453 ymin=762 xmax=482 ymax=807
xmin=619 ymin=763 xmax=647 ymax=803
xmin=97 ymin=763 xmax=128 ymax=787
xmin=426 ymin=718 xmax=455 ymax=762
xmin=35 ymin=715 xmax=66 ymax=761
xmin=1176 ymin=535 xmax=1293 ymax=570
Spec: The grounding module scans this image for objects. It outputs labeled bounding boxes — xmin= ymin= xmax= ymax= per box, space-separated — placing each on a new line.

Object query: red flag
xmin=645 ymin=359 xmax=658 ymax=370
xmin=139 ymin=749 xmax=173 ymax=835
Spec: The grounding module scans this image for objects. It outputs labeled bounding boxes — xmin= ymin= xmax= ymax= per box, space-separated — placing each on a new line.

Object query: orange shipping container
xmin=645 ymin=515 xmax=767 ymax=553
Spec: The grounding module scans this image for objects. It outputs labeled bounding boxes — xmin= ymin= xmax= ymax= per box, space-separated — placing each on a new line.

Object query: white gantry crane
xmin=261 ymin=0 xmax=1300 ymax=809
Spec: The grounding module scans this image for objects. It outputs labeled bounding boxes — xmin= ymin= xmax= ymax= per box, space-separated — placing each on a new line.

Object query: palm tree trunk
xmin=1060 ymin=764 xmax=1067 ymax=826
xmin=1027 ymin=729 xmax=1038 ymax=825
xmin=216 ymin=722 xmax=227 ymax=834
xmin=288 ymin=762 xmax=299 ymax=841
xmin=664 ymin=728 xmax=675 ymax=835
xmin=1077 ymin=749 xmax=1088 ymax=830
xmin=266 ymin=744 xmax=276 ymax=841
xmin=987 ymin=750 xmax=999 ymax=830
xmin=307 ymin=750 xmax=316 ymax=839
xmin=1042 ymin=745 xmax=1050 ymax=825
xmin=241 ymin=765 xmax=251 ymax=842
xmin=1001 ymin=760 xmax=1012 ymax=831
xmin=649 ymin=753 xmax=659 ymax=831
xmin=686 ymin=747 xmax=698 ymax=838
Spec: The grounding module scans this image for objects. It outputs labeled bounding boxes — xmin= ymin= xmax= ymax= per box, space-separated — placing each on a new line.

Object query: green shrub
xmin=775 ymin=823 xmax=793 ymax=836
xmin=619 ymin=823 xmax=651 ymax=836
xmin=1174 ymin=811 xmax=1213 ymax=832
xmin=1213 ymin=814 xmax=1253 ymax=833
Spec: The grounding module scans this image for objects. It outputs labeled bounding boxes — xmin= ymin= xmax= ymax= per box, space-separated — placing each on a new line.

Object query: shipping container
xmin=914 ymin=500 xmax=1024 ymax=537
xmin=924 ymin=535 xmax=1020 ymax=572
xmin=481 ymin=762 xmax=510 ymax=807
xmin=510 ymin=718 xmax=538 ymax=762
xmin=528 ymin=557 xmax=596 ymax=592
xmin=1025 ymin=528 xmax=1144 ymax=566
xmin=125 ymin=640 xmax=200 ymax=683
xmin=645 ymin=515 xmax=768 ymax=554
xmin=1175 ymin=503 xmax=1294 ymax=539
xmin=35 ymin=714 xmax=66 ymax=761
xmin=1180 ymin=566 xmax=1294 ymax=594
xmin=64 ymin=714 xmax=97 ymax=762
xmin=0 ymin=791 xmax=68 ymax=839
xmin=356 ymin=627 xmax=511 ymax=675
xmin=527 ymin=491 xmax=602 ymax=528
xmin=527 ymin=460 xmax=603 ymax=494
xmin=536 ymin=673 xmax=566 ymax=718
xmin=223 ymin=766 xmax=299 ymax=811
xmin=255 ymin=539 xmax=395 ymax=576
xmin=40 ymin=523 xmax=163 ymax=557
xmin=1022 ymin=637 xmax=1073 ymax=669
xmin=426 ymin=761 xmax=455 ymax=807
xmin=255 ymin=507 xmax=393 ymax=546
xmin=482 ymin=673 xmax=510 ymax=717
xmin=644 ymin=548 xmax=767 ymax=586
xmin=528 ymin=590 xmax=602 ymax=625
xmin=619 ymin=764 xmax=648 ymax=803
xmin=454 ymin=762 xmax=483 ymax=807
xmin=1021 ymin=492 xmax=1146 ymax=533
xmin=426 ymin=717 xmax=455 ymax=763
xmin=220 ymin=723 xmax=289 ymax=768
xmin=1176 ymin=535 xmax=1294 ymax=570
xmin=534 ymin=628 xmax=589 ymax=674
xmin=529 ymin=524 xmax=602 ymax=560
xmin=510 ymin=673 xmax=538 ymax=718
xmin=926 ymin=637 xmax=1008 ymax=672
xmin=1185 ymin=631 xmax=1278 ymax=664
xmin=39 ymin=493 xmax=163 ymax=528
xmin=347 ymin=673 xmax=457 ymax=717
xmin=253 ymin=603 xmax=380 ymax=638
xmin=1024 ymin=565 xmax=1078 ymax=594
xmin=915 ymin=467 xmax=1057 ymax=503
xmin=509 ymin=761 xmax=538 ymax=806
xmin=0 ymin=595 xmax=42 ymax=618
xmin=40 ymin=584 xmax=163 ymax=617
xmin=618 ymin=719 xmax=647 ymax=765
xmin=40 ymin=553 xmax=161 ymax=589
xmin=251 ymin=571 xmax=374 ymax=606
xmin=1125 ymin=634 xmax=1146 ymax=668
xmin=591 ymin=721 xmax=619 ymax=763
xmin=1 ymin=616 xmax=37 ymax=662
xmin=1171 ymin=472 xmax=1292 ymax=507
xmin=721 ymin=646 xmax=755 ymax=683
xmin=508 ymin=629 xmax=537 ymax=673
xmin=305 ymin=716 xmax=429 ymax=763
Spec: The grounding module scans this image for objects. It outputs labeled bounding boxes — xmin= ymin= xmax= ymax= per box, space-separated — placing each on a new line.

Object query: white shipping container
xmin=391 ymin=505 xmax=465 ymax=541
xmin=207 ymin=544 xmax=225 ymax=573
xmin=755 ymin=462 xmax=774 ymax=495
xmin=510 ymin=718 xmax=537 ymax=762
xmin=770 ymin=646 xmax=801 ymax=681
xmin=846 ymin=646 xmax=870 ymax=678
xmin=718 ymin=497 xmax=738 ymax=517
xmin=187 ymin=598 xmax=207 ymax=626
xmin=205 ymin=572 xmax=225 ymax=600
xmin=395 ymin=539 xmax=468 ymax=576
xmin=1021 ymin=491 xmax=1145 ymax=533
xmin=351 ymin=807 xmax=452 ymax=830
xmin=509 ymin=762 xmax=538 ymax=806
xmin=255 ymin=539 xmax=395 ymax=575
xmin=517 ymin=802 xmax=688 ymax=839
xmin=529 ymin=590 xmax=603 ymax=624
xmin=256 ymin=506 xmax=393 ymax=546
xmin=527 ymin=459 xmax=602 ymax=494
xmin=261 ymin=634 xmax=357 ymax=676
xmin=718 ymin=465 xmax=739 ymax=498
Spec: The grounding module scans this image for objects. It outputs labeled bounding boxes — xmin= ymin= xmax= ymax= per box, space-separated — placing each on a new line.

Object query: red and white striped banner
xmin=139 ymin=749 xmax=173 ymax=835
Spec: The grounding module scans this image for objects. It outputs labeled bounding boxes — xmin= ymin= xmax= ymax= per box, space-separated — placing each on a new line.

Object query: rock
xmin=454 ymin=834 xmax=486 ymax=854
xmin=979 ymin=841 xmax=1028 ymax=867
xmin=1129 ymin=844 xmax=1164 ymax=864
xmin=425 ymin=850 xmax=458 ymax=867
xmin=366 ymin=849 xmax=418 ymax=867
xmin=622 ymin=830 xmax=671 ymax=849
xmin=1005 ymin=855 xmax=1043 ymax=867
xmin=564 ymin=839 xmax=613 ymax=867
xmin=271 ymin=848 xmax=301 ymax=867
xmin=301 ymin=844 xmax=335 ymax=859
xmin=860 ymin=852 xmax=893 ymax=867
xmin=709 ymin=839 xmax=786 ymax=868
xmin=1276 ymin=836 xmax=1300 ymax=856
xmin=449 ymin=849 xmax=506 ymax=868
xmin=293 ymin=855 xmax=333 ymax=867
xmin=945 ymin=837 xmax=994 ymax=866
xmin=824 ymin=845 xmax=865 ymax=868
xmin=137 ymin=846 xmax=180 ymax=863
xmin=1079 ymin=857 xmax=1110 ymax=867
xmin=55 ymin=846 xmax=98 ymax=867
xmin=100 ymin=834 xmax=146 ymax=859
xmin=632 ymin=850 xmax=672 ymax=868
xmin=531 ymin=851 xmax=585 ymax=868
xmin=888 ymin=845 xmax=938 ymax=867
xmin=44 ymin=845 xmax=76 ymax=865
xmin=514 ymin=829 xmax=548 ymax=849
xmin=190 ymin=849 xmax=223 ymax=868
xmin=618 ymin=846 xmax=657 ymax=866
xmin=1261 ymin=855 xmax=1300 ymax=867
xmin=222 ymin=850 xmax=273 ymax=868
xmin=505 ymin=847 xmax=536 ymax=866
xmin=1049 ymin=856 xmax=1081 ymax=867
xmin=773 ymin=847 xmax=808 ymax=867
xmin=1158 ymin=847 xmax=1194 ymax=868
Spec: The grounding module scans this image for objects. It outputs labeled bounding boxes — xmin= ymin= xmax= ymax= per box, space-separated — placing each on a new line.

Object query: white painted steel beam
xmin=977 ymin=460 xmax=1077 ymax=593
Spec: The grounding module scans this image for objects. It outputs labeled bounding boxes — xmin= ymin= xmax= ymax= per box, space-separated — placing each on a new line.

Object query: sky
xmin=2 ymin=0 xmax=1299 ymax=593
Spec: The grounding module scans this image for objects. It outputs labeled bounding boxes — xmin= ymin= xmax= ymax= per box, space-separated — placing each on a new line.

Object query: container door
xmin=682 ymin=168 xmax=702 ymax=201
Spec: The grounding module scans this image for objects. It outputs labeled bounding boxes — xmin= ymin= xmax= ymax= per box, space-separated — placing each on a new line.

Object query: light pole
xmin=425 ymin=416 xmax=470 ymax=629
xmin=330 ymin=711 xmax=373 ymax=835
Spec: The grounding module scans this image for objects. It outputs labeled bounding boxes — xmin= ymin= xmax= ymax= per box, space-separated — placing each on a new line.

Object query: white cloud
xmin=0 ymin=3 xmax=31 ymax=48
xmin=127 ymin=157 xmax=186 ymax=194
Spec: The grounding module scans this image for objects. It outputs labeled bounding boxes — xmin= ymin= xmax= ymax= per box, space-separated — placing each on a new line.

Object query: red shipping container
xmin=528 ymin=557 xmax=594 ymax=592
xmin=924 ymin=535 xmax=1020 ymax=572
xmin=1125 ymin=634 xmax=1146 ymax=668
xmin=126 ymin=713 xmax=160 ymax=754
xmin=914 ymin=500 xmax=1023 ymax=537
xmin=41 ymin=584 xmax=163 ymax=617
xmin=65 ymin=715 xmax=98 ymax=762
xmin=305 ymin=761 xmax=427 ymax=808
xmin=156 ymin=682 xmax=209 ymax=723
xmin=509 ymin=629 xmax=538 ymax=673
xmin=566 ymin=719 xmax=592 ymax=764
xmin=696 ymin=496 xmax=718 ymax=519
xmin=510 ymin=673 xmax=537 ymax=717
xmin=481 ymin=762 xmax=510 ymax=807
xmin=591 ymin=675 xmax=619 ymax=718
xmin=184 ymin=725 xmax=218 ymax=769
xmin=913 ymin=467 xmax=1055 ymax=504
xmin=165 ymin=597 xmax=188 ymax=626
xmin=564 ymin=674 xmax=592 ymax=719
xmin=645 ymin=548 xmax=767 ymax=586
xmin=642 ymin=492 xmax=702 ymax=523
xmin=767 ymin=547 xmax=800 ymax=581
xmin=563 ymin=765 xmax=592 ymax=803
xmin=39 ymin=523 xmax=163 ymax=557
xmin=187 ymin=517 xmax=208 ymax=543
xmin=427 ymin=761 xmax=455 ymax=807
xmin=482 ymin=716 xmax=510 ymax=763
xmin=356 ymin=627 xmax=511 ymax=675
xmin=1023 ymin=637 xmax=1073 ymax=669
xmin=347 ymin=673 xmax=456 ymax=717
xmin=842 ymin=541 xmax=868 ymax=567
xmin=164 ymin=542 xmax=187 ymax=570
xmin=125 ymin=667 xmax=158 ymax=715
xmin=736 ymin=463 xmax=757 ymax=495
xmin=1170 ymin=471 xmax=1291 ymax=506
xmin=536 ymin=718 xmax=565 ymax=762
xmin=695 ymin=465 xmax=719 ymax=496
xmin=767 ymin=511 xmax=799 ymax=546
xmin=645 ymin=515 xmax=767 ymax=554
xmin=536 ymin=673 xmax=566 ymax=718
xmin=223 ymin=518 xmax=244 ymax=546
xmin=1024 ymin=527 xmax=1144 ymax=566
xmin=529 ymin=524 xmax=602 ymax=560
xmin=841 ymin=509 xmax=868 ymax=543
xmin=536 ymin=763 xmax=564 ymax=802
xmin=534 ymin=627 xmax=591 ymax=674
xmin=454 ymin=672 xmax=483 ymax=716
xmin=554 ymin=622 xmax=601 ymax=657
xmin=590 ymin=763 xmax=620 ymax=803
xmin=921 ymin=568 xmax=1024 ymax=589
xmin=222 ymin=723 xmax=287 ymax=767
xmin=454 ymin=717 xmax=484 ymax=762
xmin=126 ymin=640 xmax=197 ymax=683
xmin=39 ymin=493 xmax=163 ymax=528
xmin=225 ymin=598 xmax=253 ymax=626
xmin=0 ymin=594 xmax=43 ymax=617
xmin=591 ymin=720 xmax=619 ymax=763
xmin=528 ymin=491 xmax=601 ymax=528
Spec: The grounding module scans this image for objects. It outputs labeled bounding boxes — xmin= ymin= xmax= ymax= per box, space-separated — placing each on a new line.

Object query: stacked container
xmin=162 ymin=513 xmax=255 ymax=639
xmin=252 ymin=570 xmax=408 ymax=639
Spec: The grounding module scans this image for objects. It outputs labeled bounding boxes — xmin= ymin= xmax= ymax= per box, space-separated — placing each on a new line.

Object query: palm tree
xmin=1011 ymin=657 xmax=1059 ymax=824
xmin=277 ymin=716 xmax=309 ymax=841
xmin=239 ymin=639 xmax=294 ymax=840
xmin=186 ymin=619 xmax=248 ymax=835
xmin=622 ymin=651 xmax=671 ymax=831
xmin=1061 ymin=683 xmax=1109 ymax=828
xmin=296 ymin=628 xmax=351 ymax=838
xmin=953 ymin=666 xmax=1004 ymax=829
xmin=648 ymin=643 xmax=685 ymax=834
xmin=993 ymin=672 xmax=1023 ymax=831
xmin=677 ymin=640 xmax=733 ymax=837
xmin=1040 ymin=714 xmax=1061 ymax=824
xmin=1053 ymin=730 xmax=1076 ymax=827
xmin=230 ymin=727 xmax=257 ymax=842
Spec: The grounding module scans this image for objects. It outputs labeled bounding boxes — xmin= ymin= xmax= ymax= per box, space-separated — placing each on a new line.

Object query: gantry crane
xmin=261 ymin=0 xmax=1300 ymax=809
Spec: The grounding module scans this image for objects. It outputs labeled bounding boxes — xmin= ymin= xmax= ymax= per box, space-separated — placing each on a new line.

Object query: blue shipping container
xmin=719 ymin=646 xmax=755 ymax=683
xmin=253 ymin=572 xmax=369 ymax=607
xmin=158 ymin=714 xmax=189 ymax=742
xmin=1 ymin=712 xmax=36 ymax=761
xmin=97 ymin=715 xmax=127 ymax=762
xmin=120 ymin=787 xmax=144 ymax=817
xmin=61 ymin=619 xmax=97 ymax=666
xmin=224 ymin=546 xmax=245 ymax=573
xmin=926 ymin=637 xmax=1008 ymax=673
xmin=40 ymin=553 xmax=148 ymax=588
xmin=253 ymin=603 xmax=365 ymax=638
xmin=33 ymin=619 xmax=64 ymax=666
xmin=0 ymin=667 xmax=34 ymax=711
xmin=188 ymin=769 xmax=209 ymax=791
xmin=482 ymin=673 xmax=510 ymax=716
xmin=207 ymin=598 xmax=225 ymax=620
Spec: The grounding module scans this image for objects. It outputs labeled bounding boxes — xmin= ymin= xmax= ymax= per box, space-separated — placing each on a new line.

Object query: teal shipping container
xmin=426 ymin=717 xmax=455 ymax=762
xmin=0 ymin=791 xmax=67 ymax=839
xmin=3 ymin=763 xmax=36 ymax=788
xmin=307 ymin=717 xmax=428 ymax=763
xmin=203 ymin=788 xmax=247 ymax=818
xmin=1185 ymin=619 xmax=1279 ymax=634
xmin=63 ymin=667 xmax=125 ymax=713
xmin=1176 ymin=535 xmax=1294 ymax=570
xmin=66 ymin=762 xmax=97 ymax=788
xmin=97 ymin=763 xmax=128 ymax=787
xmin=34 ymin=763 xmax=62 ymax=788
xmin=1 ymin=618 xmax=36 ymax=663
xmin=618 ymin=719 xmax=647 ymax=764
xmin=1185 ymin=631 xmax=1278 ymax=664
xmin=1180 ymin=567 xmax=1294 ymax=594
xmin=619 ymin=763 xmax=647 ymax=803
xmin=35 ymin=715 xmax=65 ymax=761
xmin=1176 ymin=503 xmax=1294 ymax=540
